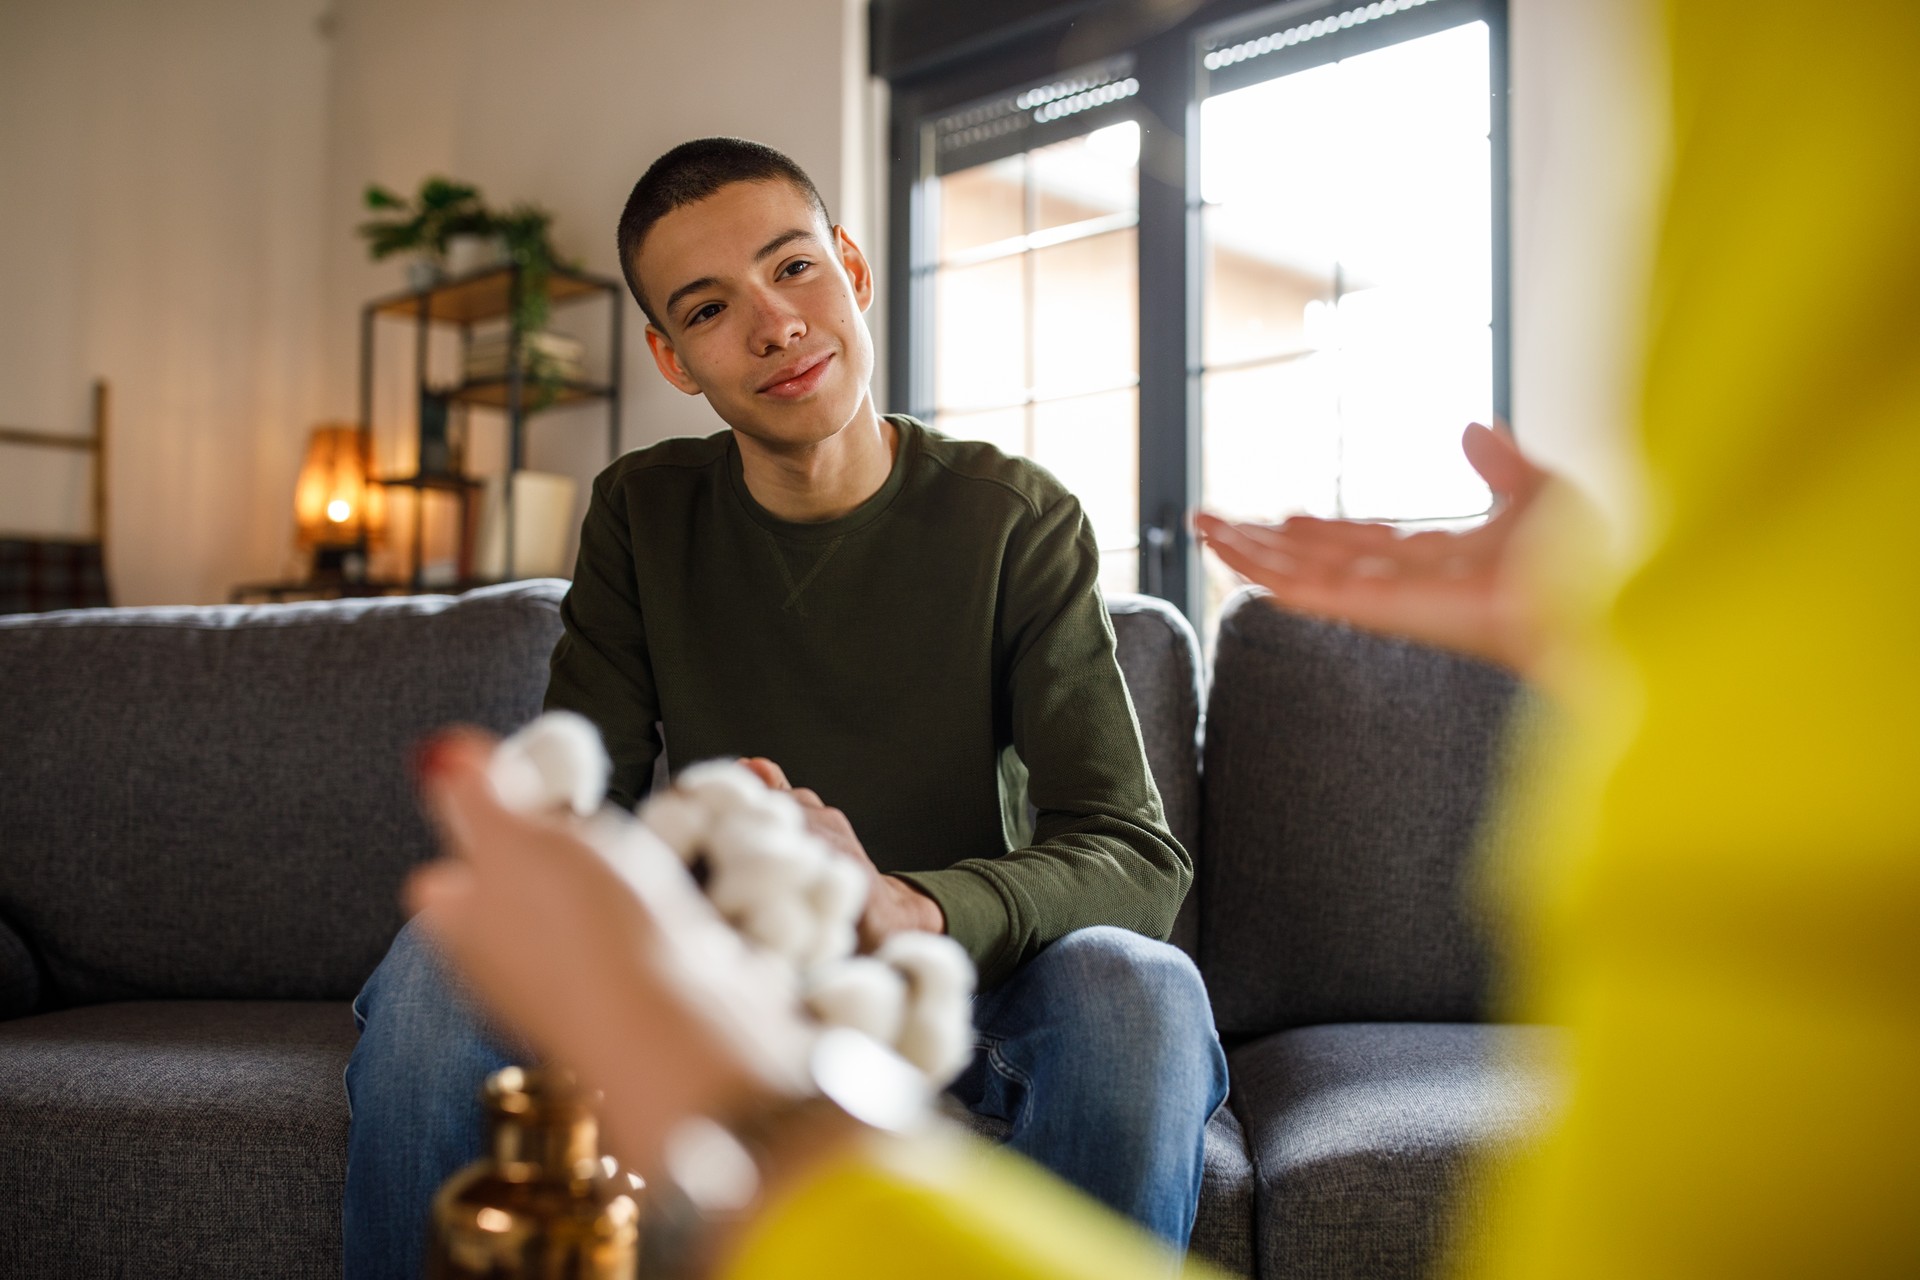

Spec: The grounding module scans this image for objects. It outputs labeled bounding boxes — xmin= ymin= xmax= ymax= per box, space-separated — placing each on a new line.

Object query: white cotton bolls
xmin=699 ymin=802 xmax=848 ymax=967
xmin=672 ymin=760 xmax=776 ymax=822
xmin=637 ymin=789 xmax=711 ymax=862
xmin=484 ymin=714 xmax=980 ymax=1092
xmin=803 ymin=858 xmax=867 ymax=967
xmin=487 ymin=711 xmax=610 ymax=816
xmin=653 ymin=767 xmax=978 ymax=1087
xmin=879 ymin=931 xmax=978 ymax=1082
xmin=804 ymin=956 xmax=908 ymax=1047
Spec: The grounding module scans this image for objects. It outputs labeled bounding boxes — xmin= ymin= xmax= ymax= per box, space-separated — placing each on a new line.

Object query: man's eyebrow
xmin=662 ymin=274 xmax=719 ymax=322
xmin=660 ymin=229 xmax=821 ymax=324
xmin=753 ymin=227 xmax=818 ymax=262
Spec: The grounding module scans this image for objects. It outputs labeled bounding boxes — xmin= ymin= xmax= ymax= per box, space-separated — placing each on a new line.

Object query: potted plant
xmin=357 ymin=177 xmax=493 ymax=288
xmin=494 ymin=203 xmax=567 ymax=411
xmin=357 ymin=177 xmax=574 ymax=410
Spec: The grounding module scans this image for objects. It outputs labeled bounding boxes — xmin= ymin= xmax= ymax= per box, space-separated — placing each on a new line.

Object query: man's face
xmin=635 ymin=179 xmax=876 ymax=452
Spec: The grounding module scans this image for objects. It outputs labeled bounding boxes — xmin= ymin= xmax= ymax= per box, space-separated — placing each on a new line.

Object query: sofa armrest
xmin=0 ymin=913 xmax=40 ymax=1020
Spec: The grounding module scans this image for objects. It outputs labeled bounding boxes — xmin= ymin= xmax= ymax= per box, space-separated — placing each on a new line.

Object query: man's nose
xmin=748 ymin=290 xmax=806 ymax=354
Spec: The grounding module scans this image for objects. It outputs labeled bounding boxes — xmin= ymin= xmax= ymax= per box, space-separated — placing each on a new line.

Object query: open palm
xmin=1194 ymin=423 xmax=1550 ymax=674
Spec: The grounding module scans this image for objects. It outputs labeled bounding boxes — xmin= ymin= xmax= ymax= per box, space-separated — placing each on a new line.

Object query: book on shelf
xmin=463 ymin=330 xmax=585 ymax=382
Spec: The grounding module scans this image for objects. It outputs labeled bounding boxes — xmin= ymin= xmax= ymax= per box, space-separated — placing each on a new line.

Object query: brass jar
xmin=428 ymin=1066 xmax=642 ymax=1279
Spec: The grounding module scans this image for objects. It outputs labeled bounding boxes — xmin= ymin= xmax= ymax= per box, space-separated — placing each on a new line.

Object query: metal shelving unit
xmin=358 ymin=261 xmax=625 ymax=590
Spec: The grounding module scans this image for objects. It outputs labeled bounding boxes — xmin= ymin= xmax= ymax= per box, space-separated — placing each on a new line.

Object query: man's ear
xmin=645 ymin=324 xmax=704 ymax=397
xmin=834 ymin=225 xmax=875 ymax=314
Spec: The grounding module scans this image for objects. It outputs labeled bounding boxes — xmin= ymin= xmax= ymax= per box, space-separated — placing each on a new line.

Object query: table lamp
xmin=293 ymin=424 xmax=384 ymax=579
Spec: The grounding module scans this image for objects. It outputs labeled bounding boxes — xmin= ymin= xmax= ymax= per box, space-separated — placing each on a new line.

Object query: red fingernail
xmin=411 ymin=735 xmax=452 ymax=781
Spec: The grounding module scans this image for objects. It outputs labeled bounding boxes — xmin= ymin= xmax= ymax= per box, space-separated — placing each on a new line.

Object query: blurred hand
xmin=408 ymin=729 xmax=773 ymax=1171
xmin=740 ymin=757 xmax=946 ymax=950
xmin=1194 ymin=422 xmax=1554 ymax=675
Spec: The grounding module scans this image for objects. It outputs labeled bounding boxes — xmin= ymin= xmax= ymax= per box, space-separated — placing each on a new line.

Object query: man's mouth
xmin=757 ymin=352 xmax=833 ymax=399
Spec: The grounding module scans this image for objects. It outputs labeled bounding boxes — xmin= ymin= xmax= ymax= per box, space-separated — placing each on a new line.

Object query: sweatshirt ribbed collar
xmin=725 ymin=414 xmax=918 ymax=544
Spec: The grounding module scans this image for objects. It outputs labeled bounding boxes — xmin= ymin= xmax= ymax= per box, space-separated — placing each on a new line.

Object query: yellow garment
xmin=1471 ymin=1 xmax=1920 ymax=1275
xmin=724 ymin=1131 xmax=1222 ymax=1280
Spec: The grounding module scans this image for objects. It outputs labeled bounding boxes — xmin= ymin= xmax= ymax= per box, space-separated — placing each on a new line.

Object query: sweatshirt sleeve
xmin=543 ymin=469 xmax=662 ymax=811
xmin=897 ymin=493 xmax=1192 ymax=987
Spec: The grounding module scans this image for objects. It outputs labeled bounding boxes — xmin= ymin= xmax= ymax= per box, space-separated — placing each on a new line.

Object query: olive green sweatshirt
xmin=543 ymin=415 xmax=1189 ymax=987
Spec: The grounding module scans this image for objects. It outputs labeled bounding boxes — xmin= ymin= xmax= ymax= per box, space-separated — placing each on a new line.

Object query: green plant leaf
xmin=419 ymin=176 xmax=481 ymax=210
xmin=357 ymin=217 xmax=431 ymax=260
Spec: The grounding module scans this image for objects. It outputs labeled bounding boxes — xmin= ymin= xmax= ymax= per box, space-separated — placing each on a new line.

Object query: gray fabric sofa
xmin=0 ymin=580 xmax=1562 ymax=1278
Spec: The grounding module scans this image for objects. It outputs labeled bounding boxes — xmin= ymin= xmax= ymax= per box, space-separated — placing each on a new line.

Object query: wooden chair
xmin=0 ymin=380 xmax=112 ymax=613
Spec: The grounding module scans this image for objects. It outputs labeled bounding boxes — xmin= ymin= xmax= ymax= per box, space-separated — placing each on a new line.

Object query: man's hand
xmin=1194 ymin=422 xmax=1555 ymax=676
xmin=739 ymin=757 xmax=947 ymax=952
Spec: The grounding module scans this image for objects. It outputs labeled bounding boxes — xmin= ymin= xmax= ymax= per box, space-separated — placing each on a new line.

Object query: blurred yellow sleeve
xmin=721 ymin=1131 xmax=1225 ymax=1280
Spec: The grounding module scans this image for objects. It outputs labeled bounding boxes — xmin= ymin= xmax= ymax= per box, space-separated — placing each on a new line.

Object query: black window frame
xmin=884 ymin=0 xmax=1510 ymax=621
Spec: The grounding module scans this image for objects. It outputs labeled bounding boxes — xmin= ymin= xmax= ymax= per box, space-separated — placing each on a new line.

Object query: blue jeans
xmin=342 ymin=922 xmax=1227 ymax=1278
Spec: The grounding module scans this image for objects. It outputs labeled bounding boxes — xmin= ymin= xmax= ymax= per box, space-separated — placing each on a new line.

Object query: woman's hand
xmin=1195 ymin=422 xmax=1557 ymax=675
xmin=407 ymin=729 xmax=775 ymax=1172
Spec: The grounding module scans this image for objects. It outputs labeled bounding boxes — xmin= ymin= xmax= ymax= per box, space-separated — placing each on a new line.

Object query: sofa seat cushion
xmin=0 ymin=1000 xmax=356 ymax=1278
xmin=1191 ymin=1099 xmax=1257 ymax=1276
xmin=1231 ymin=1022 xmax=1563 ymax=1280
xmin=944 ymin=1095 xmax=1255 ymax=1275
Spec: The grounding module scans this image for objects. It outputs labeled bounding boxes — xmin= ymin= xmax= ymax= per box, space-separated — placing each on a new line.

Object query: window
xmin=1196 ymin=16 xmax=1497 ymax=626
xmin=915 ymin=68 xmax=1146 ymax=596
xmin=888 ymin=0 xmax=1508 ymax=633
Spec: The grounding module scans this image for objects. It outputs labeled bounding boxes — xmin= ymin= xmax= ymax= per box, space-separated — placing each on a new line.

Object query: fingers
xmin=1266 ymin=521 xmax=1409 ymax=577
xmin=1200 ymin=514 xmax=1370 ymax=587
xmin=416 ymin=729 xmax=514 ymax=858
xmin=791 ymin=799 xmax=876 ymax=875
xmin=403 ymin=859 xmax=472 ymax=922
xmin=1195 ymin=512 xmax=1302 ymax=557
xmin=799 ymin=801 xmax=854 ymax=842
xmin=1461 ymin=421 xmax=1542 ymax=500
xmin=1197 ymin=510 xmax=1404 ymax=578
xmin=1194 ymin=510 xmax=1280 ymax=547
xmin=402 ymin=861 xmax=486 ymax=984
xmin=738 ymin=757 xmax=791 ymax=790
xmin=1205 ymin=534 xmax=1358 ymax=619
xmin=789 ymin=787 xmax=824 ymax=809
xmin=1277 ymin=515 xmax=1401 ymax=550
xmin=1202 ymin=531 xmax=1324 ymax=599
xmin=1196 ymin=515 xmax=1306 ymax=574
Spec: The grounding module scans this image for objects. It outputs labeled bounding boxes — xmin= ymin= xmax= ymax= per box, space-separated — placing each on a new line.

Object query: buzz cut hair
xmin=616 ymin=137 xmax=833 ymax=326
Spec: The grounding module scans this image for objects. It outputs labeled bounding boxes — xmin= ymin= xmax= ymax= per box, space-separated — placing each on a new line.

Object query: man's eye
xmin=780 ymin=259 xmax=813 ymax=278
xmin=687 ymin=303 xmax=722 ymax=326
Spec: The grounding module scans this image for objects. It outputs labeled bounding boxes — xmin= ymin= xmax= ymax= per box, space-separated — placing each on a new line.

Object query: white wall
xmin=0 ymin=0 xmax=331 ymax=606
xmin=1508 ymin=0 xmax=1668 ymax=543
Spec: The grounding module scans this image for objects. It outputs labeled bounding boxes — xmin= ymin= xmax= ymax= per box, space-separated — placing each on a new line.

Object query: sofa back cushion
xmin=1104 ymin=593 xmax=1205 ymax=955
xmin=0 ymin=583 xmax=1199 ymax=1009
xmin=1199 ymin=591 xmax=1521 ymax=1040
xmin=0 ymin=581 xmax=565 ymax=1006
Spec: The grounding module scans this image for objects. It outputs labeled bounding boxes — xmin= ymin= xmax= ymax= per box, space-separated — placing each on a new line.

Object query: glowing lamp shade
xmin=293 ymin=424 xmax=385 ymax=549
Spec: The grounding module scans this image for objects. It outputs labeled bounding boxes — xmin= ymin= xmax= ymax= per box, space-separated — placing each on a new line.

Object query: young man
xmin=342 ymin=138 xmax=1227 ymax=1277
